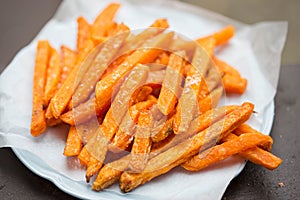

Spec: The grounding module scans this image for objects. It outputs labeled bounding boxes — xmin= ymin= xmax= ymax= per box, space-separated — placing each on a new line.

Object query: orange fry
xmin=44 ymin=47 xmax=61 ymax=106
xmin=95 ymin=32 xmax=174 ymax=115
xmin=181 ymin=132 xmax=272 ymax=171
xmin=50 ymin=41 xmax=98 ymax=118
xmin=157 ymin=51 xmax=185 ymax=115
xmin=196 ymin=25 xmax=235 ymax=46
xmin=59 ymin=45 xmax=77 ymax=86
xmin=111 ymin=99 xmax=156 ymax=152
xmin=63 ymin=126 xmax=83 ymax=156
xmin=91 ymin=3 xmax=121 ymax=41
xmin=30 ymin=40 xmax=51 ymax=137
xmin=76 ymin=16 xmax=91 ymax=51
xmin=129 ymin=110 xmax=152 ymax=172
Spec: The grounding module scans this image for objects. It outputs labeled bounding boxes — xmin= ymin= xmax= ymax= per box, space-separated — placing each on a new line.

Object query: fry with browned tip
xmin=30 ymin=40 xmax=51 ymax=137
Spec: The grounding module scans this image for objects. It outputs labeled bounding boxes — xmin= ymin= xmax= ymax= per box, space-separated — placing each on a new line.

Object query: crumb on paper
xmin=278 ymin=182 xmax=284 ymax=187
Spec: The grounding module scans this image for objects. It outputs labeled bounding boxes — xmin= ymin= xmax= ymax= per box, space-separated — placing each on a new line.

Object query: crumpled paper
xmin=0 ymin=0 xmax=287 ymax=199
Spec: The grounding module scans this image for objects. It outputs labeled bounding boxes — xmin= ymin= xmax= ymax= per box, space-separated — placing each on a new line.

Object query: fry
xmin=131 ymin=86 xmax=153 ymax=104
xmin=85 ymin=65 xmax=150 ymax=180
xmin=76 ymin=16 xmax=91 ymax=51
xmin=76 ymin=118 xmax=100 ymax=145
xmin=233 ymin=123 xmax=272 ymax=151
xmin=59 ymin=45 xmax=77 ymax=86
xmin=44 ymin=48 xmax=61 ymax=106
xmin=119 ymin=103 xmax=254 ymax=192
xmin=91 ymin=3 xmax=121 ymax=41
xmin=111 ymin=99 xmax=156 ymax=152
xmin=71 ymin=32 xmax=129 ymax=108
xmin=30 ymin=40 xmax=51 ymax=136
xmin=63 ymin=126 xmax=83 ymax=156
xmin=196 ymin=25 xmax=235 ymax=46
xmin=181 ymin=132 xmax=273 ymax=171
xmin=50 ymin=42 xmax=99 ymax=118
xmin=95 ymin=32 xmax=174 ymax=114
xmin=157 ymin=51 xmax=185 ymax=115
xmin=172 ymin=44 xmax=212 ymax=134
xmin=128 ymin=110 xmax=152 ymax=172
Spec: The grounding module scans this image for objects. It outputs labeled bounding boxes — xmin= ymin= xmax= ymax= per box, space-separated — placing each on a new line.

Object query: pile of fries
xmin=30 ymin=3 xmax=282 ymax=193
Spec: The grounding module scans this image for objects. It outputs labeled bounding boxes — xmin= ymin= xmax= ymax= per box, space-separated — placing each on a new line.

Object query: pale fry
xmin=157 ymin=51 xmax=185 ymax=115
xmin=119 ymin=103 xmax=254 ymax=192
xmin=181 ymin=132 xmax=273 ymax=171
xmin=44 ymin=48 xmax=61 ymax=106
xmin=30 ymin=40 xmax=51 ymax=137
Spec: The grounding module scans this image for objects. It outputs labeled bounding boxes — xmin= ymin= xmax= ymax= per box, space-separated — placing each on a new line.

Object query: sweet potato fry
xmin=76 ymin=16 xmax=91 ymax=52
xmin=131 ymin=86 xmax=153 ymax=104
xmin=59 ymin=45 xmax=77 ymax=86
xmin=157 ymin=51 xmax=185 ymax=115
xmin=128 ymin=110 xmax=152 ymax=172
xmin=239 ymin=146 xmax=282 ymax=170
xmin=119 ymin=102 xmax=254 ymax=192
xmin=152 ymin=105 xmax=237 ymax=152
xmin=91 ymin=3 xmax=121 ymax=41
xmin=172 ymin=43 xmax=213 ymax=134
xmin=119 ymin=19 xmax=169 ymax=54
xmin=63 ymin=126 xmax=83 ymax=156
xmin=181 ymin=132 xmax=273 ymax=171
xmin=50 ymin=42 xmax=99 ymax=118
xmin=110 ymin=99 xmax=156 ymax=152
xmin=85 ymin=65 xmax=150 ymax=180
xmin=95 ymin=32 xmax=174 ymax=114
xmin=30 ymin=40 xmax=51 ymax=137
xmin=71 ymin=32 xmax=129 ymax=108
xmin=76 ymin=118 xmax=100 ymax=145
xmin=44 ymin=48 xmax=61 ymax=106
xmin=233 ymin=123 xmax=273 ymax=151
xmin=196 ymin=25 xmax=235 ymax=46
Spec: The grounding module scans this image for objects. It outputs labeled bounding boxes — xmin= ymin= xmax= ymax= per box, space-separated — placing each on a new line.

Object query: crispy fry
xmin=44 ymin=48 xmax=61 ymax=106
xmin=91 ymin=3 xmax=121 ymax=41
xmin=76 ymin=118 xmax=100 ymax=145
xmin=119 ymin=103 xmax=254 ymax=192
xmin=157 ymin=51 xmax=185 ymax=115
xmin=71 ymin=32 xmax=129 ymax=108
xmin=181 ymin=132 xmax=273 ymax=171
xmin=95 ymin=32 xmax=174 ymax=115
xmin=128 ymin=110 xmax=152 ymax=172
xmin=110 ymin=99 xmax=156 ymax=152
xmin=239 ymin=146 xmax=282 ymax=170
xmin=85 ymin=65 xmax=150 ymax=180
xmin=76 ymin=16 xmax=91 ymax=51
xmin=196 ymin=25 xmax=235 ymax=46
xmin=50 ymin=42 xmax=98 ymax=118
xmin=233 ymin=123 xmax=273 ymax=151
xmin=59 ymin=45 xmax=77 ymax=86
xmin=63 ymin=126 xmax=83 ymax=156
xmin=30 ymin=40 xmax=51 ymax=136
xmin=131 ymin=86 xmax=153 ymax=104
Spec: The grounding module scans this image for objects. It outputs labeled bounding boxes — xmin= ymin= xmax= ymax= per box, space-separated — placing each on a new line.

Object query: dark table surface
xmin=0 ymin=1 xmax=299 ymax=199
